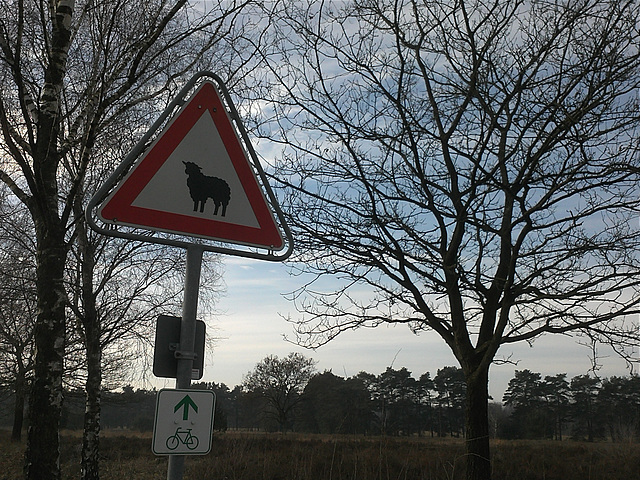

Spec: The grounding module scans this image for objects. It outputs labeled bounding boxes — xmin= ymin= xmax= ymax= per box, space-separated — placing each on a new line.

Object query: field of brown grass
xmin=0 ymin=431 xmax=638 ymax=480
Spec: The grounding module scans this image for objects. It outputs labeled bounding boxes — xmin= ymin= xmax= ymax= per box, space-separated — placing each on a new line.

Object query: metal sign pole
xmin=167 ymin=244 xmax=204 ymax=480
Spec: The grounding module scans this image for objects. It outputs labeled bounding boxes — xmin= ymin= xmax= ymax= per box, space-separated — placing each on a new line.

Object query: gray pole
xmin=167 ymin=245 xmax=204 ymax=480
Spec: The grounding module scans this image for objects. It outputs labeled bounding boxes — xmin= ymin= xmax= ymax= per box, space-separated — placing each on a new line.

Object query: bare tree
xmin=0 ymin=0 xmax=250 ymax=478
xmin=0 ymin=190 xmax=36 ymax=442
xmin=246 ymin=1 xmax=640 ymax=479
xmin=243 ymin=352 xmax=316 ymax=431
xmin=64 ymin=124 xmax=221 ymax=479
xmin=66 ymin=205 xmax=223 ymax=480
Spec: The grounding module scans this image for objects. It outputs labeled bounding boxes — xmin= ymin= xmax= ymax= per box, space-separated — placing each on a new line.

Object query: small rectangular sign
xmin=153 ymin=315 xmax=206 ymax=379
xmin=152 ymin=389 xmax=216 ymax=455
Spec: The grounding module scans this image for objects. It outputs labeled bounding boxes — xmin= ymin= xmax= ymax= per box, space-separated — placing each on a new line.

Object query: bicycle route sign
xmin=152 ymin=388 xmax=216 ymax=455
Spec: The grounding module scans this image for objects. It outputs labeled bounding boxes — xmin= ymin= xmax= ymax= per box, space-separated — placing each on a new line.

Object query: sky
xmin=151 ymin=253 xmax=638 ymax=402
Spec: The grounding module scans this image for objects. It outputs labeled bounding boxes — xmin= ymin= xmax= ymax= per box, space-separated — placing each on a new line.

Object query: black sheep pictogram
xmin=183 ymin=161 xmax=231 ymax=216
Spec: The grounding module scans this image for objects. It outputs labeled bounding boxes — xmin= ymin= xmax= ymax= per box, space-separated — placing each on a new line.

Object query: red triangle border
xmin=99 ymin=81 xmax=284 ymax=249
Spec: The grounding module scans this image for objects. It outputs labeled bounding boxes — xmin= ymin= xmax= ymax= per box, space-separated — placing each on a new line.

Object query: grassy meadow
xmin=0 ymin=431 xmax=639 ymax=480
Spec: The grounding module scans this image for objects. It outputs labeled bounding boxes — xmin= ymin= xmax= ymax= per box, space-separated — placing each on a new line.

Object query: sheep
xmin=183 ymin=161 xmax=231 ymax=216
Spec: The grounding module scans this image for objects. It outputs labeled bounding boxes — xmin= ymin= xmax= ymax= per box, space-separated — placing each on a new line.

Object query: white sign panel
xmin=152 ymin=389 xmax=216 ymax=455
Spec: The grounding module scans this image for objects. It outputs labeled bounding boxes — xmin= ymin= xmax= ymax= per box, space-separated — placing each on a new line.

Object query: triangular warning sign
xmin=98 ymin=80 xmax=284 ymax=250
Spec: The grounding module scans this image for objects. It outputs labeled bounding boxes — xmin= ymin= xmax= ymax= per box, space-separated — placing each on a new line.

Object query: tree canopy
xmin=243 ymin=352 xmax=317 ymax=431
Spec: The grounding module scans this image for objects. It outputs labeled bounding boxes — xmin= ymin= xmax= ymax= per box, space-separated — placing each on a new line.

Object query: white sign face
xmin=152 ymin=389 xmax=216 ymax=455
xmin=130 ymin=110 xmax=260 ymax=228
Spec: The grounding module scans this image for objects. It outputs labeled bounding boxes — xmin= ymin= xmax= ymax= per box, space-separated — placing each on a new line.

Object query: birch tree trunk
xmin=76 ymin=214 xmax=101 ymax=480
xmin=22 ymin=2 xmax=74 ymax=478
xmin=25 ymin=222 xmax=67 ymax=480
xmin=81 ymin=316 xmax=101 ymax=480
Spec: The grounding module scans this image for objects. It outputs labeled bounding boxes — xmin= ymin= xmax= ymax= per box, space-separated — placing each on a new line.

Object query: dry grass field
xmin=0 ymin=431 xmax=638 ymax=480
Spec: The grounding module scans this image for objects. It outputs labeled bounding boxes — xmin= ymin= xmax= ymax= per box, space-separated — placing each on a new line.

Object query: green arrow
xmin=174 ymin=394 xmax=198 ymax=421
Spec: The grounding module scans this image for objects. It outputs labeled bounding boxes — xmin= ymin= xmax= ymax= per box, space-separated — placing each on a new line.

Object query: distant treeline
xmin=1 ymin=368 xmax=638 ymax=441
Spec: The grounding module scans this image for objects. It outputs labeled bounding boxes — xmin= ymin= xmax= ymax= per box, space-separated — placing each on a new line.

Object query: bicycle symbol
xmin=165 ymin=427 xmax=200 ymax=450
